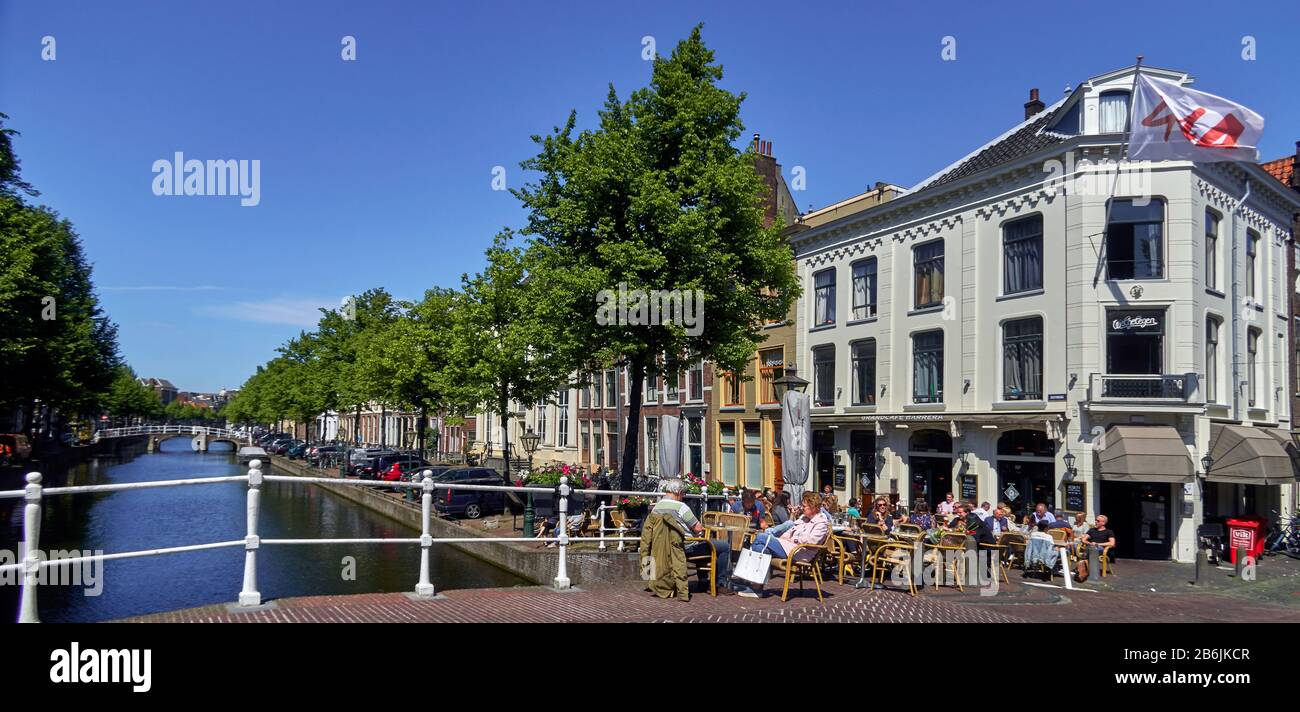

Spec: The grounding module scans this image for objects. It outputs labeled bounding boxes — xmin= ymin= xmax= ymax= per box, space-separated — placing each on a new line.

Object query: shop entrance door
xmin=1101 ymin=481 xmax=1173 ymax=559
xmin=997 ymin=461 xmax=1055 ymax=518
xmin=910 ymin=456 xmax=952 ymax=510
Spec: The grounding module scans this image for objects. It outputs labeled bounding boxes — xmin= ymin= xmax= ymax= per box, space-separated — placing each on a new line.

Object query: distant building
xmin=140 ymin=378 xmax=178 ymax=405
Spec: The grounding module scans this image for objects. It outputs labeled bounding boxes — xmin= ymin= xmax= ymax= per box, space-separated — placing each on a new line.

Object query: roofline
xmin=791 ymin=135 xmax=1300 ymax=252
xmin=910 ymin=95 xmax=1069 ymax=193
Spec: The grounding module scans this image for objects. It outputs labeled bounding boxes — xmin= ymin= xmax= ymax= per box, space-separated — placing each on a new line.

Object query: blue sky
xmin=2 ymin=0 xmax=1297 ymax=392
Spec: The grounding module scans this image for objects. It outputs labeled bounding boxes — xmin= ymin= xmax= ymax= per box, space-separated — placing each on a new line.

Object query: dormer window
xmin=1099 ymin=91 xmax=1130 ymax=134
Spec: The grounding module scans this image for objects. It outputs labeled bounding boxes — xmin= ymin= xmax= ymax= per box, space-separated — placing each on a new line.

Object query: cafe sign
xmin=1108 ymin=311 xmax=1163 ymax=334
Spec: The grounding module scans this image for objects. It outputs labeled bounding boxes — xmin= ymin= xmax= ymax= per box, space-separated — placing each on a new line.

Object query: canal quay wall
xmin=266 ymin=455 xmax=642 ymax=587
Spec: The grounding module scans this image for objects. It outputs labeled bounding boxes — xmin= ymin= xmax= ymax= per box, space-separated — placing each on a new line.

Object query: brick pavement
xmin=120 ymin=565 xmax=1300 ymax=623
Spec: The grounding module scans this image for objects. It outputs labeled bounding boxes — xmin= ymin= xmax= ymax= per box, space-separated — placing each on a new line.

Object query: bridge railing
xmin=0 ymin=460 xmax=732 ymax=623
xmin=93 ymin=424 xmax=246 ymax=440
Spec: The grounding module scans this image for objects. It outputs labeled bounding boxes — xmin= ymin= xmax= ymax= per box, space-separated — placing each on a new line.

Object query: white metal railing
xmin=0 ymin=460 xmax=732 ymax=623
xmin=92 ymin=424 xmax=249 ymax=443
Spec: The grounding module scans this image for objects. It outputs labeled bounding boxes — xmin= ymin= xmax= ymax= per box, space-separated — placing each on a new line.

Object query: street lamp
xmin=520 ymin=426 xmax=542 ymax=538
xmin=1062 ymin=449 xmax=1077 ymax=479
xmin=772 ymin=364 xmax=810 ymax=400
xmin=1201 ymin=453 xmax=1213 ymax=474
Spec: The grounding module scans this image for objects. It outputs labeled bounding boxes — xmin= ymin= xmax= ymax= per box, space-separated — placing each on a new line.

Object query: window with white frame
xmin=1003 ymin=215 xmax=1043 ymax=295
xmin=536 ymin=402 xmax=548 ymax=444
xmin=645 ymin=417 xmax=659 ymax=475
xmin=1002 ymin=317 xmax=1043 ymax=400
xmin=719 ymin=422 xmax=737 ymax=486
xmin=688 ymin=361 xmax=703 ymax=401
xmin=851 ymin=339 xmax=876 ymax=405
xmin=814 ymin=268 xmax=836 ymax=326
xmin=913 ymin=330 xmax=944 ymax=403
xmin=1205 ymin=209 xmax=1219 ymax=290
xmin=1248 ymin=328 xmax=1260 ymax=408
xmin=1206 ymin=317 xmax=1220 ymax=404
xmin=813 ymin=345 xmax=835 ymax=407
xmin=556 ymin=390 xmax=569 ymax=447
xmin=1098 ymin=91 xmax=1130 ymax=133
xmin=913 ymin=241 xmax=944 ymax=309
xmin=852 ymin=258 xmax=877 ymax=320
xmin=1247 ymin=229 xmax=1260 ymax=300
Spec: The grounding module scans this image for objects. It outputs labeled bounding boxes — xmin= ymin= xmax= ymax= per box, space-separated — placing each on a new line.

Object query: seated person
xmin=864 ymin=497 xmax=895 ymax=532
xmin=769 ymin=492 xmax=791 ymax=527
xmin=1023 ymin=520 xmax=1060 ymax=572
xmin=846 ymin=498 xmax=861 ymax=519
xmin=1032 ymin=503 xmax=1057 ymax=525
xmin=653 ymin=478 xmax=734 ymax=589
xmin=739 ymin=491 xmax=832 ymax=597
xmin=954 ymin=503 xmax=996 ymax=545
xmin=729 ymin=489 xmax=766 ymax=529
xmin=1082 ymin=514 xmax=1116 ymax=556
xmin=908 ymin=501 xmax=933 ymax=531
xmin=1019 ymin=513 xmax=1036 ymax=533
xmin=937 ymin=493 xmax=956 ymax=516
xmin=989 ymin=506 xmax=1013 ymax=537
xmin=1048 ymin=516 xmax=1074 ymax=532
xmin=821 ymin=493 xmax=840 ymax=516
xmin=1071 ymin=512 xmax=1090 ymax=539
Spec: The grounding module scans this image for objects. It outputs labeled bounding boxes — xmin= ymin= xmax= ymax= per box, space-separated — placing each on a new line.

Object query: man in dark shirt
xmin=1083 ymin=515 xmax=1115 ymax=549
xmin=956 ymin=504 xmax=996 ymax=545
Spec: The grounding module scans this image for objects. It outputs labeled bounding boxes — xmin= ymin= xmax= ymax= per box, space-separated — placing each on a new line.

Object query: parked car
xmin=258 ymin=433 xmax=291 ymax=447
xmin=285 ymin=442 xmax=310 ymax=460
xmin=432 ymin=468 xmax=506 ymax=519
xmin=355 ymin=454 xmax=431 ymax=480
xmin=0 ymin=434 xmax=33 ymax=466
xmin=307 ymin=444 xmax=342 ymax=465
xmin=269 ymin=438 xmax=301 ymax=455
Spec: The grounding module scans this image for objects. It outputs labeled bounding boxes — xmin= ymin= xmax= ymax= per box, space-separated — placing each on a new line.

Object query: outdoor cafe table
xmin=833 ymin=527 xmax=894 ymax=588
xmin=704 ymin=524 xmax=754 ymax=550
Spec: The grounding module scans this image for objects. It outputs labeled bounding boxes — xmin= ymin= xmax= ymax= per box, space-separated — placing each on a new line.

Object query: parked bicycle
xmin=1264 ymin=509 xmax=1300 ymax=559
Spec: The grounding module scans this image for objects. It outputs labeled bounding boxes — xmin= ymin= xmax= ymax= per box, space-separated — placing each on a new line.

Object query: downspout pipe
xmin=1231 ymin=176 xmax=1252 ymax=422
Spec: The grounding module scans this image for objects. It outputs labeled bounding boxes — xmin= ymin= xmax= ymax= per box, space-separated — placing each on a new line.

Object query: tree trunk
xmin=499 ymin=386 xmax=512 ymax=486
xmin=619 ymin=357 xmax=646 ymax=491
xmin=417 ymin=406 xmax=427 ymax=460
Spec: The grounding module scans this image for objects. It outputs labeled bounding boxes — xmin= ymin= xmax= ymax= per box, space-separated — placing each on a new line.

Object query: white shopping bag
xmin=733 ymin=547 xmax=772 ymax=586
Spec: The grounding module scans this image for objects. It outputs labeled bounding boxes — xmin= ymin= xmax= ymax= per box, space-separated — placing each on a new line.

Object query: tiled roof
xmin=1260 ymin=155 xmax=1294 ymax=187
xmin=915 ymin=105 xmax=1067 ymax=193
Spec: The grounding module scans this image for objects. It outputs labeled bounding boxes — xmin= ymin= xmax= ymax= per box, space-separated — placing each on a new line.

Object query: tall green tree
xmin=515 ymin=26 xmax=799 ymax=488
xmin=353 ymin=287 xmax=468 ymax=453
xmin=0 ymin=113 xmax=120 ymax=434
xmin=445 ymin=231 xmax=572 ymax=483
xmin=103 ymin=366 xmax=163 ymax=423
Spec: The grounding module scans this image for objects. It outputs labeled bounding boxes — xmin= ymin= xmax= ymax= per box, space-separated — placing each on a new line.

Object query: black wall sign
xmin=960 ymin=473 xmax=978 ymax=501
xmin=834 ymin=464 xmax=846 ymax=488
xmin=1064 ymin=481 xmax=1086 ymax=512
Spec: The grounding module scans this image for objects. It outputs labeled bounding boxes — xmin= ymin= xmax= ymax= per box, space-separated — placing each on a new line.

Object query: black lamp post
xmin=772 ymin=364 xmax=810 ymax=400
xmin=1201 ymin=453 xmax=1213 ymax=474
xmin=521 ymin=426 xmax=542 ymax=537
xmin=1062 ymin=449 xmax=1077 ymax=479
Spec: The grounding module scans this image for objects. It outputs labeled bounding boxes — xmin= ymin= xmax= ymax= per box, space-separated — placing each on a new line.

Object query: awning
xmin=1205 ymin=424 xmax=1299 ymax=485
xmin=1096 ymin=426 xmax=1194 ymax=483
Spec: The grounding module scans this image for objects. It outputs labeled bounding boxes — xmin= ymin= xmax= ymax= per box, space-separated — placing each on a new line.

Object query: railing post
xmin=415 ymin=471 xmax=435 ymax=598
xmin=597 ymin=503 xmax=607 ymax=551
xmin=554 ymin=475 xmax=571 ymax=590
xmin=18 ymin=472 xmax=43 ymax=623
xmin=238 ymin=460 xmax=262 ymax=606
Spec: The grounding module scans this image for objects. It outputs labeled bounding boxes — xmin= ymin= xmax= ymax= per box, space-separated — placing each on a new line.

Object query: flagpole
xmin=1094 ymin=56 xmax=1144 ymax=287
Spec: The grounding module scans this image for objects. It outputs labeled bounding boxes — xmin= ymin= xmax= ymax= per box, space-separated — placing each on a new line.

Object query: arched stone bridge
xmin=93 ymin=425 xmax=251 ymax=453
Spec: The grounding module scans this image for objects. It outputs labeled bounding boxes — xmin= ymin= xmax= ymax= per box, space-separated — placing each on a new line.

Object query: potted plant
xmin=522 ymin=464 xmax=592 ymax=517
xmin=617 ymin=495 xmax=650 ymax=520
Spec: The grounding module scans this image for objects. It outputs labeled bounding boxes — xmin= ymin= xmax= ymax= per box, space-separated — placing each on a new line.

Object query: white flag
xmin=1129 ymin=74 xmax=1264 ymax=163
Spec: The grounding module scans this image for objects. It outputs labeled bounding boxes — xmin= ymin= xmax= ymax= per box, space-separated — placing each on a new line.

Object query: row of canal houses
xmin=320 ymin=65 xmax=1300 ymax=563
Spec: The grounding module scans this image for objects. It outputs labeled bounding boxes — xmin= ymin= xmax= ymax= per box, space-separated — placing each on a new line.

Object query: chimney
xmin=1024 ymin=88 xmax=1045 ymax=120
xmin=1292 ymin=140 xmax=1300 ymax=191
xmin=753 ymin=132 xmax=761 ymax=154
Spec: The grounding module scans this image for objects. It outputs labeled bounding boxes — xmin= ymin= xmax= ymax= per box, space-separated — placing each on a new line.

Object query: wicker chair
xmin=683 ymin=536 xmax=720 ymax=597
xmin=996 ymin=532 xmax=1027 ymax=571
xmin=830 ymin=532 xmax=859 ymax=584
xmin=871 ymin=542 xmax=918 ymax=596
xmin=925 ymin=532 xmax=969 ymax=591
xmin=769 ymin=535 xmax=832 ymax=602
xmin=701 ymin=511 xmax=724 ymax=527
xmin=894 ymin=522 xmax=924 ymax=539
xmin=715 ymin=512 xmax=753 ymax=550
xmin=1049 ymin=528 xmax=1073 ymax=544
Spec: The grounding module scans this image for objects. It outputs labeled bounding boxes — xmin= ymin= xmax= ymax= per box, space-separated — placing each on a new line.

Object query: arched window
xmin=1099 ymin=91 xmax=1130 ymax=133
xmin=909 ymin=429 xmax=952 ymax=454
xmin=996 ymin=430 xmax=1055 ymax=458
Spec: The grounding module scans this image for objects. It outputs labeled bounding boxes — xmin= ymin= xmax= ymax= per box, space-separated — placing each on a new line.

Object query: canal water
xmin=0 ymin=438 xmax=527 ymax=622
